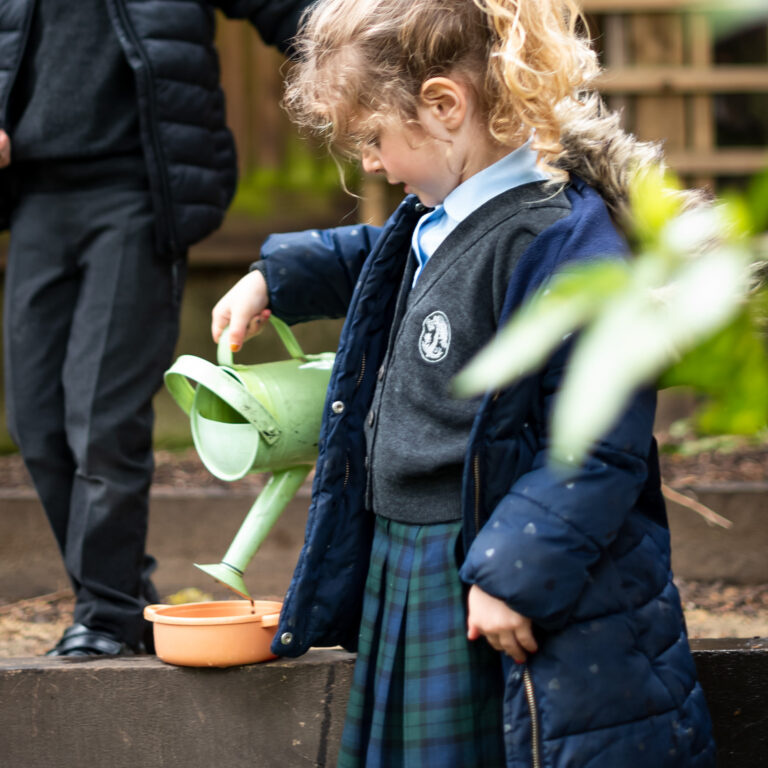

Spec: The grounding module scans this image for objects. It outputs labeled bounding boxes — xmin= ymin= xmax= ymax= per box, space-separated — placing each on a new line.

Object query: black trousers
xmin=3 ymin=178 xmax=186 ymax=648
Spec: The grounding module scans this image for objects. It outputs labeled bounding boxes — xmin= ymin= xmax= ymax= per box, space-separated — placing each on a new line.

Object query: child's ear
xmin=419 ymin=77 xmax=467 ymax=132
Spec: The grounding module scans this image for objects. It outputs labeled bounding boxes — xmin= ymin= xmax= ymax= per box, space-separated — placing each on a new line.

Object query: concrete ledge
xmin=0 ymin=649 xmax=356 ymax=768
xmin=666 ymin=485 xmax=768 ymax=583
xmin=692 ymin=638 xmax=768 ymax=768
xmin=1 ymin=640 xmax=766 ymax=768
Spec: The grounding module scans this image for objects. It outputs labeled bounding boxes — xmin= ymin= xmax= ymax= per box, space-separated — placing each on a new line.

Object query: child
xmin=212 ymin=0 xmax=715 ymax=765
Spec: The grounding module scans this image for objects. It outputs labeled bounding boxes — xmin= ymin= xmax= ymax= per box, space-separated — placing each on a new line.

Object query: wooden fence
xmin=215 ymin=22 xmax=289 ymax=176
xmin=584 ymin=0 xmax=768 ymax=190
xmin=215 ymin=2 xmax=768 ymax=224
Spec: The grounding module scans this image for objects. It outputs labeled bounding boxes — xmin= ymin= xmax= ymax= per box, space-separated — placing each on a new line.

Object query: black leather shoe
xmin=45 ymin=623 xmax=135 ymax=657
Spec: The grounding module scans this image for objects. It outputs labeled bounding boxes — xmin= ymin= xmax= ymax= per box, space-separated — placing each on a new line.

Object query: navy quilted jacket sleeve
xmin=459 ymin=179 xmax=656 ymax=630
xmin=460 ymin=348 xmax=656 ymax=630
xmin=257 ymin=223 xmax=383 ymax=324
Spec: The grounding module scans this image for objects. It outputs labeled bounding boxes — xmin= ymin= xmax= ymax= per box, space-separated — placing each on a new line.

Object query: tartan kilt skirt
xmin=337 ymin=516 xmax=506 ymax=768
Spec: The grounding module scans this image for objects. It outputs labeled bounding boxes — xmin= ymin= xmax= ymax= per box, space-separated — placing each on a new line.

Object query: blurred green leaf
xmin=660 ymin=304 xmax=768 ymax=435
xmin=746 ymin=168 xmax=768 ymax=234
xmin=455 ymin=164 xmax=768 ymax=466
xmin=629 ymin=165 xmax=685 ymax=247
xmin=453 ymin=260 xmax=629 ymax=396
xmin=549 ymin=245 xmax=751 ymax=461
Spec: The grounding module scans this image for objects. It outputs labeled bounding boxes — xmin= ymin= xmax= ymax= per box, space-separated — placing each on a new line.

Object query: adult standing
xmin=0 ymin=0 xmax=313 ymax=656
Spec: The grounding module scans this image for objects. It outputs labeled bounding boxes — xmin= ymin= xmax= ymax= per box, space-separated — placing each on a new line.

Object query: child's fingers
xmin=211 ymin=304 xmax=232 ymax=344
xmin=227 ymin=307 xmax=254 ymax=351
xmin=211 ymin=271 xmax=270 ymax=347
xmin=468 ymin=619 xmax=527 ymax=662
xmin=516 ymin=624 xmax=538 ymax=654
xmin=484 ymin=630 xmax=528 ymax=663
xmin=228 ymin=308 xmax=272 ymax=352
xmin=243 ymin=309 xmax=272 ymax=340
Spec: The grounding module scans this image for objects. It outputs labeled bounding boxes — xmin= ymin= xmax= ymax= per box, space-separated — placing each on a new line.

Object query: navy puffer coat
xmin=0 ymin=0 xmax=311 ymax=249
xmin=256 ymin=179 xmax=715 ymax=767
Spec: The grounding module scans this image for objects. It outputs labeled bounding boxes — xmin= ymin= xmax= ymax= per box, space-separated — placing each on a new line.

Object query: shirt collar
xmin=441 ymin=139 xmax=549 ymax=225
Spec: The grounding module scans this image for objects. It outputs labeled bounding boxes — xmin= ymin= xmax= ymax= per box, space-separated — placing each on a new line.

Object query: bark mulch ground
xmin=1 ymin=436 xmax=766 ymax=657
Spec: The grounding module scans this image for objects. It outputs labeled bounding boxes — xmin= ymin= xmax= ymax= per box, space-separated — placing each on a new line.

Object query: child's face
xmin=358 ymin=117 xmax=461 ymax=208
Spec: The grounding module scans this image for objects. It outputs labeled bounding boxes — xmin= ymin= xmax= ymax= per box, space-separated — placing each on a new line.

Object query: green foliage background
xmin=455 ymin=167 xmax=768 ymax=465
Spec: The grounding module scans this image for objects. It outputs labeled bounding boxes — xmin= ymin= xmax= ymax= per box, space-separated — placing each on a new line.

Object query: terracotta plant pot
xmin=144 ymin=600 xmax=282 ymax=667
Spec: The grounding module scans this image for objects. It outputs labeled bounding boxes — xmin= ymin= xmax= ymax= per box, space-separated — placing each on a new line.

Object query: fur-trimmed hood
xmin=554 ymin=93 xmax=709 ymax=231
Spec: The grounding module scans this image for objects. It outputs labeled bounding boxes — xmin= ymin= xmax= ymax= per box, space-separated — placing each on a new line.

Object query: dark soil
xmin=0 ymin=437 xmax=765 ymax=656
xmin=0 ymin=431 xmax=766 ymax=491
xmin=656 ymin=433 xmax=768 ymax=486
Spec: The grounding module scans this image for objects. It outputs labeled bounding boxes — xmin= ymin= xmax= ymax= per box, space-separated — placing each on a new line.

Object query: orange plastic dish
xmin=144 ymin=600 xmax=282 ymax=667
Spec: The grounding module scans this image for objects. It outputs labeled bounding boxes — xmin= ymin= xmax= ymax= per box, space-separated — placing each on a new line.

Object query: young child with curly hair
xmin=212 ymin=1 xmax=715 ymax=765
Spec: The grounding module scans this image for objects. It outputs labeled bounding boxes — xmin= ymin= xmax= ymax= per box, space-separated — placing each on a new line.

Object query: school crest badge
xmin=419 ymin=310 xmax=451 ymax=363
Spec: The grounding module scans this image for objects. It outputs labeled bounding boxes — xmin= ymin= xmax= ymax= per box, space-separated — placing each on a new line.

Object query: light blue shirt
xmin=411 ymin=140 xmax=549 ymax=284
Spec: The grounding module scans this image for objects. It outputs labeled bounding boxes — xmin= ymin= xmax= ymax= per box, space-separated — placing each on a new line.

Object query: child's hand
xmin=467 ymin=584 xmax=538 ymax=663
xmin=211 ymin=270 xmax=271 ymax=352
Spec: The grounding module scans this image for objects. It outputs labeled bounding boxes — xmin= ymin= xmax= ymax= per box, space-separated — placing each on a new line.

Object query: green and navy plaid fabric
xmin=337 ymin=517 xmax=506 ymax=768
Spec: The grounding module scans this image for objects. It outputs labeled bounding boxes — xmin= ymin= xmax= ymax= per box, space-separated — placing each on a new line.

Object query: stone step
xmin=0 ymin=640 xmax=765 ymax=768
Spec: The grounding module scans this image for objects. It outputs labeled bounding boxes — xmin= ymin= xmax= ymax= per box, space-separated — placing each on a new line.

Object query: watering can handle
xmin=217 ymin=315 xmax=306 ymax=366
xmin=163 ymin=355 xmax=281 ymax=443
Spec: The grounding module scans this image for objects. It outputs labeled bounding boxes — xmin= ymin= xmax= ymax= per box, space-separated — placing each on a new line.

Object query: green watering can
xmin=164 ymin=316 xmax=334 ymax=599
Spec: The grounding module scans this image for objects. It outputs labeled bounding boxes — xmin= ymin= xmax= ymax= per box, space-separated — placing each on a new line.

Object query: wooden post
xmin=360 ymin=176 xmax=391 ymax=226
xmin=216 ymin=14 xmax=291 ymax=175
xmin=630 ymin=12 xmax=687 ymax=160
xmin=216 ymin=19 xmax=249 ymax=172
xmin=602 ymin=14 xmax=630 ymax=118
xmin=689 ymin=13 xmax=715 ymax=191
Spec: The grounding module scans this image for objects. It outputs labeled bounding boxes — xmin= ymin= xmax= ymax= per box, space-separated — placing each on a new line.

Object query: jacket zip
xmin=472 ymin=446 xmax=541 ymax=767
xmin=472 ymin=392 xmax=500 ymax=536
xmin=108 ymin=0 xmax=179 ymax=253
xmin=355 ymin=352 xmax=367 ymax=388
xmin=345 ymin=353 xmax=368 ymax=492
xmin=473 ymin=400 xmax=540 ymax=766
xmin=523 ymin=666 xmax=541 ymax=768
xmin=473 ymin=454 xmax=481 ymax=534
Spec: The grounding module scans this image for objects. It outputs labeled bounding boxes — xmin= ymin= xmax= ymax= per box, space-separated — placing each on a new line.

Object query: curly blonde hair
xmin=285 ymin=0 xmax=703 ymax=223
xmin=286 ymin=0 xmax=593 ymax=171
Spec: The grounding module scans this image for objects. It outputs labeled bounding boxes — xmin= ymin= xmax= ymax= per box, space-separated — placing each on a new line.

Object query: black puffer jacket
xmin=0 ymin=0 xmax=311 ymax=251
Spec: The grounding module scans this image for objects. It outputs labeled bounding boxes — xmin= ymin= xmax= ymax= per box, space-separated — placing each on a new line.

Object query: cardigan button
xmin=414 ymin=202 xmax=426 ymax=213
xmin=331 ymin=400 xmax=345 ymax=414
xmin=280 ymin=632 xmax=294 ymax=646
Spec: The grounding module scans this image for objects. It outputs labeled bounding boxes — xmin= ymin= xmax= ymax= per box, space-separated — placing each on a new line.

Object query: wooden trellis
xmin=213 ymin=3 xmax=768 ymax=225
xmin=584 ymin=0 xmax=768 ymax=190
xmin=215 ymin=21 xmax=288 ymax=175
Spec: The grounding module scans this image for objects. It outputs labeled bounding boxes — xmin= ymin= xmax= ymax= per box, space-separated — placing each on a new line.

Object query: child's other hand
xmin=211 ymin=270 xmax=271 ymax=352
xmin=467 ymin=584 xmax=538 ymax=663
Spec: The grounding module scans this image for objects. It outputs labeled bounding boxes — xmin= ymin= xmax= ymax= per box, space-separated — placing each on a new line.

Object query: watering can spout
xmin=196 ymin=464 xmax=313 ymax=598
xmin=194 ymin=562 xmax=252 ymax=600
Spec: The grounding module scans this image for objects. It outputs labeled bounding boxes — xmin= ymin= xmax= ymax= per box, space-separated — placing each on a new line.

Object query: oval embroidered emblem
xmin=419 ymin=310 xmax=451 ymax=363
